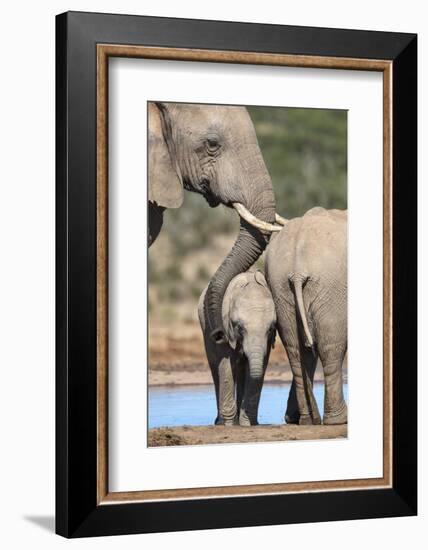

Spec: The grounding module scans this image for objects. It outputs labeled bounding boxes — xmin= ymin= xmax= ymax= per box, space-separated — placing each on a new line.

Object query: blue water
xmin=148 ymin=382 xmax=348 ymax=428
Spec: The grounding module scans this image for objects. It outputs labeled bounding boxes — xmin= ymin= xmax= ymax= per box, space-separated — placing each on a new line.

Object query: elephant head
xmin=227 ymin=271 xmax=277 ymax=381
xmin=148 ymin=102 xmax=281 ymax=344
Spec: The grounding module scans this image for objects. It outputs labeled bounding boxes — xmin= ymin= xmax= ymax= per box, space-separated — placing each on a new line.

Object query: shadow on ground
xmin=24 ymin=515 xmax=55 ymax=533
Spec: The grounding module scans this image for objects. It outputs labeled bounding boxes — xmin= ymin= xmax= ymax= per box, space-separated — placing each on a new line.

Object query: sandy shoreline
xmin=149 ymin=362 xmax=348 ymax=387
xmin=149 ymin=362 xmax=299 ymax=386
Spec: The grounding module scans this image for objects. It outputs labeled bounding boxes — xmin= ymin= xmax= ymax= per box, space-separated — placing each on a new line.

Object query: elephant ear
xmin=227 ymin=322 xmax=238 ymax=350
xmin=148 ymin=102 xmax=183 ymax=209
xmin=223 ymin=276 xmax=250 ymax=350
xmin=222 ymin=293 xmax=237 ymax=350
xmin=254 ymin=270 xmax=268 ymax=288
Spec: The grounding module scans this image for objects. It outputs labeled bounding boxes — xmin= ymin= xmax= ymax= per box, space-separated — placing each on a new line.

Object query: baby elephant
xmin=266 ymin=207 xmax=347 ymax=426
xmin=198 ymin=271 xmax=276 ymax=426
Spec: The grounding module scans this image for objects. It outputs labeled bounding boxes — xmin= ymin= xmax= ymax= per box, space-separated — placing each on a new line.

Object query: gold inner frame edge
xmin=96 ymin=44 xmax=393 ymax=505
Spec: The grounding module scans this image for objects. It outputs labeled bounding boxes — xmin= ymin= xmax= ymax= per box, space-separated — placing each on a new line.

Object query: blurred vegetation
xmin=149 ymin=106 xmax=347 ymax=319
xmin=248 ymin=107 xmax=347 ymax=218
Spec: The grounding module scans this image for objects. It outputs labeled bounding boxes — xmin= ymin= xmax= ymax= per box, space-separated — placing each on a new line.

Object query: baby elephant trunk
xmin=247 ymin=347 xmax=265 ymax=380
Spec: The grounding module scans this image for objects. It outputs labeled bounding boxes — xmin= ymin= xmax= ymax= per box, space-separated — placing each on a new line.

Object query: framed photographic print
xmin=56 ymin=11 xmax=417 ymax=538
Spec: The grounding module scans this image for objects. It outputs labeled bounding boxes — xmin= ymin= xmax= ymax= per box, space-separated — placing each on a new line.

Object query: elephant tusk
xmin=275 ymin=213 xmax=289 ymax=226
xmin=232 ymin=203 xmax=282 ymax=232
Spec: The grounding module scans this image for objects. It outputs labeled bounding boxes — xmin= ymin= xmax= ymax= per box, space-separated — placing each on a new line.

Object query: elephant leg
xmin=241 ymin=375 xmax=264 ymax=426
xmin=235 ymin=359 xmax=246 ymax=416
xmin=285 ymin=347 xmax=309 ymax=423
xmin=301 ymin=347 xmax=321 ymax=424
xmin=148 ymin=202 xmax=165 ymax=247
xmin=285 ymin=344 xmax=321 ymax=425
xmin=218 ymin=355 xmax=238 ymax=425
xmin=238 ymin=358 xmax=267 ymax=426
xmin=285 ymin=347 xmax=320 ymax=424
xmin=210 ymin=361 xmax=220 ymax=422
xmin=275 ymin=307 xmax=310 ymax=424
xmin=285 ymin=379 xmax=299 ymax=424
xmin=275 ymin=305 xmax=319 ymax=425
xmin=318 ymin=343 xmax=347 ymax=425
xmin=202 ymin=332 xmax=229 ymax=425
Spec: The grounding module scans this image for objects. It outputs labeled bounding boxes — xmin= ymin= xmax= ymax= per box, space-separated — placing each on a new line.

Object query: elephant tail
xmin=289 ymin=273 xmax=314 ymax=350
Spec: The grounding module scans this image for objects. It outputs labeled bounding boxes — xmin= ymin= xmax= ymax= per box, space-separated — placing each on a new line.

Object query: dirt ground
xmin=148 ymin=424 xmax=347 ymax=447
xmin=149 ymin=320 xmax=345 ymax=386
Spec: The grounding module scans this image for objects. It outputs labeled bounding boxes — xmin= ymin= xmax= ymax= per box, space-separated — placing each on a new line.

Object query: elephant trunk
xmin=205 ymin=160 xmax=276 ymax=344
xmin=205 ymin=221 xmax=269 ymax=343
xmin=247 ymin=348 xmax=265 ymax=380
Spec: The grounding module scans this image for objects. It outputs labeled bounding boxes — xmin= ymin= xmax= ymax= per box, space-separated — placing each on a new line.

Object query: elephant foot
xmin=286 ymin=407 xmax=322 ymax=425
xmin=215 ymin=415 xmax=239 ymax=426
xmin=311 ymin=412 xmax=322 ymax=425
xmin=239 ymin=415 xmax=258 ymax=426
xmin=239 ymin=416 xmax=251 ymax=426
xmin=298 ymin=412 xmax=322 ymax=426
xmin=225 ymin=419 xmax=239 ymax=426
xmin=323 ymin=402 xmax=348 ymax=425
xmin=284 ymin=411 xmax=299 ymax=424
xmin=298 ymin=414 xmax=314 ymax=425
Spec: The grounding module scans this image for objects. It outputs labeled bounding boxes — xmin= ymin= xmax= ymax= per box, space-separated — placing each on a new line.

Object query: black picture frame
xmin=56 ymin=11 xmax=417 ymax=538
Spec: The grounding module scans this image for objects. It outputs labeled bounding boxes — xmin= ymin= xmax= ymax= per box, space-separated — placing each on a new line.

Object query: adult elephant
xmin=148 ymin=102 xmax=281 ymax=344
xmin=265 ymin=207 xmax=348 ymax=425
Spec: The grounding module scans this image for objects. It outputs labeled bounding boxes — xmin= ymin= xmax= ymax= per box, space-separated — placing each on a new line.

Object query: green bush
xmin=248 ymin=106 xmax=347 ymax=218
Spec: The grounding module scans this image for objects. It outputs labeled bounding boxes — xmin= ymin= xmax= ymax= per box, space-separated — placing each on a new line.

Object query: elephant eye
xmin=206 ymin=137 xmax=221 ymax=152
xmin=232 ymin=320 xmax=243 ymax=334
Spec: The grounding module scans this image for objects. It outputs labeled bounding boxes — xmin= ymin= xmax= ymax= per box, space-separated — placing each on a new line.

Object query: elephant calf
xmin=198 ymin=271 xmax=276 ymax=426
xmin=265 ymin=207 xmax=348 ymax=426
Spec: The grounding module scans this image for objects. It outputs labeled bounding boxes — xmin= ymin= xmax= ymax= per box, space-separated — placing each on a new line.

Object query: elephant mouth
xmin=184 ymin=177 xmax=220 ymax=208
xmin=204 ymin=193 xmax=220 ymax=208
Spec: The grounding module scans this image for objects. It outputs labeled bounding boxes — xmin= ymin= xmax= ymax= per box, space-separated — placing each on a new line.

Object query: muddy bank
xmin=148 ymin=424 xmax=347 ymax=446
